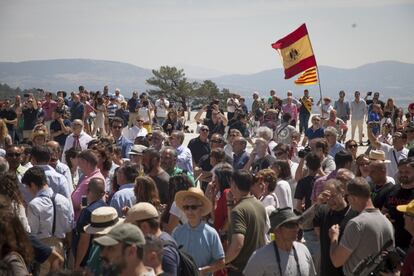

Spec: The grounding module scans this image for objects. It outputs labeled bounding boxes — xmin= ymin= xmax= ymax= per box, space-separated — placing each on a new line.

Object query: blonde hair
xmin=0 ymin=119 xmax=8 ymax=140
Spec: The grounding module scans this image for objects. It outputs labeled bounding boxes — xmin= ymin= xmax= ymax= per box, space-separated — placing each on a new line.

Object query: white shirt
xmin=380 ymin=142 xmax=409 ymax=179
xmin=62 ymin=131 xmax=93 ymax=163
xmin=169 ymin=201 xmax=187 ymax=224
xmin=27 ymin=187 xmax=74 ymax=239
xmin=274 ymin=180 xmax=293 ymax=209
xmin=155 ymin=98 xmax=170 ymax=118
xmin=122 ymin=125 xmax=148 ymax=141
xmin=227 ymin=98 xmax=240 ymax=113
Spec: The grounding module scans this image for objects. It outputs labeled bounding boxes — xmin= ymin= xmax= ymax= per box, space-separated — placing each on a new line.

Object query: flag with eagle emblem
xmin=272 ymin=24 xmax=317 ymax=79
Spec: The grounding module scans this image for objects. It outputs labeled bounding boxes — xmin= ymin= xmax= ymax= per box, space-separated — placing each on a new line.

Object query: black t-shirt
xmin=294 ymin=175 xmax=318 ymax=210
xmin=371 ymin=182 xmax=394 ymax=209
xmin=384 ymin=185 xmax=414 ymax=248
xmin=314 ymin=205 xmax=359 ymax=276
xmin=22 ymin=107 xmax=40 ymax=130
xmin=151 ymin=170 xmax=170 ymax=204
xmin=251 ymin=155 xmax=276 ymax=174
xmin=203 ymin=118 xmax=225 ymax=138
xmin=188 ymin=137 xmax=210 ymax=165
xmin=0 ymin=109 xmax=17 ymax=131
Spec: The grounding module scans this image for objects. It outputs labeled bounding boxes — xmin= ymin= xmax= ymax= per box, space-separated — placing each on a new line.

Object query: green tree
xmin=192 ymin=80 xmax=231 ymax=109
xmin=146 ymin=66 xmax=194 ymax=109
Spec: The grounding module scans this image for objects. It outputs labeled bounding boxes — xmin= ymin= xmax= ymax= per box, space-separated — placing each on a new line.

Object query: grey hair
xmin=324 ymin=126 xmax=338 ymax=138
xmin=256 ymin=126 xmax=273 ymax=141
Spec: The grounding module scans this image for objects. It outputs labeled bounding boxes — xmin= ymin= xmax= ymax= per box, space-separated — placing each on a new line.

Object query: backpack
xmin=164 ymin=241 xmax=200 ymax=276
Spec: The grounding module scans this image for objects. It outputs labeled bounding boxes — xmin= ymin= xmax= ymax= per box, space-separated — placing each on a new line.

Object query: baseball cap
xmin=125 ymin=202 xmax=159 ymax=223
xmin=94 ymin=223 xmax=145 ymax=247
xmin=397 ymin=199 xmax=414 ymax=216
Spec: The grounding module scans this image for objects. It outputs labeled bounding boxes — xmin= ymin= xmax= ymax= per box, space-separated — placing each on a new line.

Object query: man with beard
xmin=142 ymin=148 xmax=170 ymax=204
xmin=383 ymin=157 xmax=414 ymax=249
xmin=95 ymin=223 xmax=155 ymax=276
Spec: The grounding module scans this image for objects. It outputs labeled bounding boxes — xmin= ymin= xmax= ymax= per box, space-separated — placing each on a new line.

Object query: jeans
xmin=299 ymin=112 xmax=311 ymax=134
xmin=303 ymin=230 xmax=321 ymax=274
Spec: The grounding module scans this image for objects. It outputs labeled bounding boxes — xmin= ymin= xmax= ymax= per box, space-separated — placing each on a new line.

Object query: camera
xmin=298 ymin=146 xmax=312 ymax=159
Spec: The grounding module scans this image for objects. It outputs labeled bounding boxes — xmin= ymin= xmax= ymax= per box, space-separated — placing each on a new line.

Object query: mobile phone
xmin=81 ymin=195 xmax=88 ymax=207
xmin=367 ymin=92 xmax=372 ymax=96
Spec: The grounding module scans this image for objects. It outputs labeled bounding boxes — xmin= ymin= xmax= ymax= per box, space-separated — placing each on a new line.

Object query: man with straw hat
xmin=173 ymin=187 xmax=225 ymax=275
xmin=243 ymin=207 xmax=316 ymax=276
xmin=83 ymin=206 xmax=124 ymax=275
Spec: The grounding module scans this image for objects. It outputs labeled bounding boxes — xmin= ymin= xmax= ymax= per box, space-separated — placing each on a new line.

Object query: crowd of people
xmin=0 ymin=86 xmax=414 ymax=276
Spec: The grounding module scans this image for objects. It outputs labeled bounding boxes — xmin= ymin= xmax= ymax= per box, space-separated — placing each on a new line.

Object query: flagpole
xmin=306 ymin=25 xmax=324 ymax=114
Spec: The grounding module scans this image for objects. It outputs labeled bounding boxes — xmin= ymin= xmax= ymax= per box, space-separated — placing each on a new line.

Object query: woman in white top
xmin=137 ymin=100 xmax=152 ymax=133
xmin=93 ymin=97 xmax=107 ymax=137
xmin=271 ymin=160 xmax=293 ymax=209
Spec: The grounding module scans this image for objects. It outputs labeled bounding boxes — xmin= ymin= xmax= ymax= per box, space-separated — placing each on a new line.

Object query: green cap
xmin=94 ymin=223 xmax=145 ymax=247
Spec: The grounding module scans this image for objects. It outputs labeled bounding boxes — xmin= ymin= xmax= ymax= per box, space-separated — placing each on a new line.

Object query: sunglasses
xmin=137 ymin=120 xmax=144 ymax=123
xmin=6 ymin=152 xmax=21 ymax=157
xmin=182 ymin=205 xmax=202 ymax=211
xmin=200 ymin=129 xmax=209 ymax=132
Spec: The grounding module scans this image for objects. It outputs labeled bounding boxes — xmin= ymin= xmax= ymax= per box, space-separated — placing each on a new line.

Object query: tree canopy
xmin=146 ymin=66 xmax=231 ymax=110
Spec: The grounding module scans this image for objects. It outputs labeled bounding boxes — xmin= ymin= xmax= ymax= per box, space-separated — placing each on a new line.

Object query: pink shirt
xmin=42 ymin=100 xmax=58 ymax=121
xmin=71 ymin=169 xmax=104 ymax=220
xmin=282 ymin=103 xmax=298 ymax=120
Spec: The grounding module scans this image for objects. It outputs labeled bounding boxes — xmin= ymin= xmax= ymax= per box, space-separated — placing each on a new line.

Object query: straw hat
xmin=125 ymin=202 xmax=159 ymax=223
xmin=175 ymin=187 xmax=212 ymax=216
xmin=368 ymin=150 xmax=391 ymax=163
xmin=84 ymin=206 xmax=124 ymax=235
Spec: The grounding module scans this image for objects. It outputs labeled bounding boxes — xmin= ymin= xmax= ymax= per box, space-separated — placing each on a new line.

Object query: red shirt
xmin=214 ymin=188 xmax=231 ymax=233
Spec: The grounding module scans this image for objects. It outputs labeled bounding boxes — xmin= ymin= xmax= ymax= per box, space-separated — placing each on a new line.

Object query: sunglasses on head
xmin=182 ymin=205 xmax=202 ymax=211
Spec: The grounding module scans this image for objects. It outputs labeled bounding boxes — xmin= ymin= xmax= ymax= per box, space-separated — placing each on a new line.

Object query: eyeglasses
xmin=211 ymin=140 xmax=222 ymax=144
xmin=200 ymin=129 xmax=209 ymax=132
xmin=137 ymin=120 xmax=144 ymax=123
xmin=280 ymin=221 xmax=299 ymax=229
xmin=182 ymin=205 xmax=202 ymax=211
xmin=6 ymin=152 xmax=21 ymax=157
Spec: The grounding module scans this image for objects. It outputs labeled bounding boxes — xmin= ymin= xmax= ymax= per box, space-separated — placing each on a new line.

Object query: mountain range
xmin=0 ymin=59 xmax=413 ymax=107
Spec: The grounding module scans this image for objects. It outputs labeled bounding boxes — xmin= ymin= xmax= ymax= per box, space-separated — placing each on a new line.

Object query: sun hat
xmin=128 ymin=144 xmax=148 ymax=156
xmin=84 ymin=206 xmax=124 ymax=235
xmin=94 ymin=223 xmax=145 ymax=247
xmin=368 ymin=150 xmax=391 ymax=163
xmin=397 ymin=199 xmax=414 ymax=216
xmin=268 ymin=207 xmax=300 ymax=233
xmin=175 ymin=187 xmax=212 ymax=216
xmin=125 ymin=202 xmax=159 ymax=223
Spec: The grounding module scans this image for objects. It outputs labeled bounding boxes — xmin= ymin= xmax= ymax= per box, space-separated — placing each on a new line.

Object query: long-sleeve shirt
xmin=110 ymin=183 xmax=136 ymax=217
xmin=350 ymin=100 xmax=367 ymax=121
xmin=28 ymin=187 xmax=74 ymax=239
xmin=37 ymin=164 xmax=71 ymax=200
xmin=176 ymin=145 xmax=193 ymax=173
xmin=71 ymin=169 xmax=105 ymax=221
xmin=282 ymin=103 xmax=298 ymax=121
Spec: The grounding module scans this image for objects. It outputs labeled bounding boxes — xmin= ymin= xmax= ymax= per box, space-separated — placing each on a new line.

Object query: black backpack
xmin=164 ymin=241 xmax=199 ymax=276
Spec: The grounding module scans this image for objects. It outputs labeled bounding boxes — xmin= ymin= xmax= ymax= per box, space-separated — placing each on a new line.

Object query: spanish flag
xmin=294 ymin=67 xmax=318 ymax=85
xmin=272 ymin=24 xmax=317 ymax=79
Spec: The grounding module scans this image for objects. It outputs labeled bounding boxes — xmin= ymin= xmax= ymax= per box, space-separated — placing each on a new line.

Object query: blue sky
xmin=1 ymin=0 xmax=413 ymax=74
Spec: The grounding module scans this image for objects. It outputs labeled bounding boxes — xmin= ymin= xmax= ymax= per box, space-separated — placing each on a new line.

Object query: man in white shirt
xmin=47 ymin=140 xmax=74 ymax=193
xmin=368 ymin=127 xmax=409 ymax=179
xmin=155 ymin=95 xmax=169 ymax=126
xmin=122 ymin=116 xmax=148 ymax=142
xmin=350 ymin=91 xmax=367 ymax=146
xmin=227 ymin=93 xmax=240 ymax=121
xmin=62 ymin=119 xmax=93 ymax=163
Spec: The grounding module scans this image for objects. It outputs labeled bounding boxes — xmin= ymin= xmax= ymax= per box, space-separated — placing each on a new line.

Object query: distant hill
xmin=0 ymin=59 xmax=153 ymax=94
xmin=0 ymin=59 xmax=413 ymax=107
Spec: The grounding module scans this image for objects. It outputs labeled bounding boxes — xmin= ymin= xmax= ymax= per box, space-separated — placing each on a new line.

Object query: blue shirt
xmin=70 ymin=102 xmax=84 ymax=121
xmin=116 ymin=136 xmax=133 ymax=159
xmin=329 ymin=142 xmax=345 ymax=158
xmin=368 ymin=111 xmax=381 ymax=136
xmin=233 ymin=150 xmax=250 ymax=170
xmin=27 ymin=187 xmax=74 ymax=239
xmin=110 ymin=183 xmax=136 ymax=217
xmin=176 ymin=145 xmax=193 ymax=174
xmin=37 ymin=165 xmax=72 ymax=200
xmin=172 ymin=221 xmax=224 ymax=275
xmin=305 ymin=127 xmax=325 ymax=140
xmin=128 ymin=97 xmax=139 ymax=113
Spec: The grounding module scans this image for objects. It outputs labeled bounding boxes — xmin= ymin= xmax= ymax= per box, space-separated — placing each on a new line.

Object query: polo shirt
xmin=172 ymin=221 xmax=224 ymax=276
xmin=305 ymin=127 xmax=325 ymax=140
